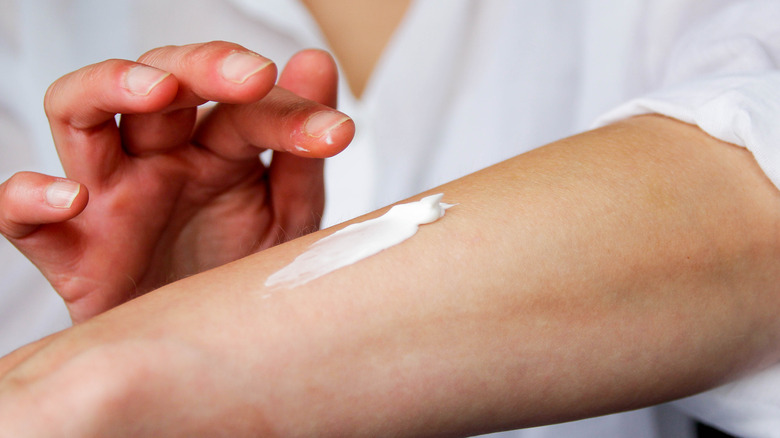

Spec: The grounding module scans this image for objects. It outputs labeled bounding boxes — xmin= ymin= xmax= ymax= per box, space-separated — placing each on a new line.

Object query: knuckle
xmin=136 ymin=44 xmax=178 ymax=66
xmin=2 ymin=171 xmax=29 ymax=200
xmin=200 ymin=40 xmax=247 ymax=54
xmin=44 ymin=60 xmax=124 ymax=125
xmin=43 ymin=77 xmax=65 ymax=120
xmin=186 ymin=40 xmax=244 ymax=65
xmin=138 ymin=41 xmax=249 ymax=70
xmin=0 ymin=172 xmax=32 ymax=237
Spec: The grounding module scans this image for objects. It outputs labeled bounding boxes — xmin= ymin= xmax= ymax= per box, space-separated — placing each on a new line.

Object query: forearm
xmin=2 ymin=115 xmax=779 ymax=437
xmin=242 ymin=114 xmax=780 ymax=434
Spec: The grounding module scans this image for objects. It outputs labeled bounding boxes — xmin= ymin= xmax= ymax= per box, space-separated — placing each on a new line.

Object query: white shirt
xmin=1 ymin=1 xmax=779 ymax=436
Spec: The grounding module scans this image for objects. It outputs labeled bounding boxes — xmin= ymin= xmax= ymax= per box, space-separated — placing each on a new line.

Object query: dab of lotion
xmin=265 ymin=194 xmax=455 ymax=289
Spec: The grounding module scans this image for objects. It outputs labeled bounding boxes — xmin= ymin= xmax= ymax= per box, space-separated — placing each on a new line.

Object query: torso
xmin=301 ymin=0 xmax=412 ymax=98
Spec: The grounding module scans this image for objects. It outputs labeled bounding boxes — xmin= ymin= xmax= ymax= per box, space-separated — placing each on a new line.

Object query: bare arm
xmin=1 ymin=115 xmax=778 ymax=437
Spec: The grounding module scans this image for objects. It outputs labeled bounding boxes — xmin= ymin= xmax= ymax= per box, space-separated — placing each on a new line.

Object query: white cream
xmin=265 ymin=193 xmax=454 ymax=289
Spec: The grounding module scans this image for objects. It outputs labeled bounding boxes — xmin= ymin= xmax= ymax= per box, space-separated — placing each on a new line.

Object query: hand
xmin=0 ymin=42 xmax=355 ymax=322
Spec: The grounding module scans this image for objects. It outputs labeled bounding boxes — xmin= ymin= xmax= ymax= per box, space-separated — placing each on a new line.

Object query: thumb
xmin=0 ymin=172 xmax=87 ymax=240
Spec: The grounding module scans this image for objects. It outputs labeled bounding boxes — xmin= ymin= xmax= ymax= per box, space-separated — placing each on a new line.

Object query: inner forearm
xmin=2 ymin=115 xmax=779 ymax=436
xmin=155 ymin=115 xmax=780 ymax=433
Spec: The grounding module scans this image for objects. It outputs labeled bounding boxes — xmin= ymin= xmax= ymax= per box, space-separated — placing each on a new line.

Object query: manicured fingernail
xmin=221 ymin=52 xmax=273 ymax=84
xmin=303 ymin=111 xmax=350 ymax=144
xmin=45 ymin=180 xmax=80 ymax=209
xmin=124 ymin=65 xmax=170 ymax=96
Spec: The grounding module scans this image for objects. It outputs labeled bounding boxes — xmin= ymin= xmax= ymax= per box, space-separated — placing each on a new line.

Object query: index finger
xmin=119 ymin=41 xmax=280 ymax=156
xmin=135 ymin=41 xmax=278 ymax=110
xmin=45 ymin=42 xmax=279 ymax=185
xmin=44 ymin=59 xmax=179 ymax=184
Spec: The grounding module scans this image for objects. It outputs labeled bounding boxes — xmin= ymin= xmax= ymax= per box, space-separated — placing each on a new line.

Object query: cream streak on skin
xmin=265 ymin=194 xmax=455 ymax=289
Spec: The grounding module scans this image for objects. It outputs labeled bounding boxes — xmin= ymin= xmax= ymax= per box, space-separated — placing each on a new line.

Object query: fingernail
xmin=221 ymin=52 xmax=273 ymax=84
xmin=303 ymin=111 xmax=350 ymax=144
xmin=45 ymin=179 xmax=80 ymax=209
xmin=124 ymin=65 xmax=170 ymax=96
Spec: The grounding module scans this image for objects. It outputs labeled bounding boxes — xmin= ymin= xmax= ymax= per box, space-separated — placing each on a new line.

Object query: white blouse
xmin=1 ymin=0 xmax=778 ymax=436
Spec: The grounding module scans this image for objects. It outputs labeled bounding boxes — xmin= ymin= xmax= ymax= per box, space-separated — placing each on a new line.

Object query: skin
xmin=0 ymin=42 xmax=355 ymax=322
xmin=0 ymin=114 xmax=778 ymax=436
xmin=301 ymin=0 xmax=412 ymax=97
xmin=1 ymin=4 xmax=779 ymax=435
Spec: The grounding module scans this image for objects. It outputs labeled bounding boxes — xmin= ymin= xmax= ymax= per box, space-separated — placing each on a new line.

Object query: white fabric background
xmin=1 ymin=0 xmax=779 ymax=436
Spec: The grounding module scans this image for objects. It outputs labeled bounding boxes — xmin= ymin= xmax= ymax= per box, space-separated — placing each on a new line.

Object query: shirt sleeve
xmin=593 ymin=0 xmax=780 ymax=190
xmin=595 ymin=72 xmax=780 ymax=189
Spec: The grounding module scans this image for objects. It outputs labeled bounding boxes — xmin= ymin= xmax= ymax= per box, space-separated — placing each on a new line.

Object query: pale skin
xmin=1 ymin=3 xmax=780 ymax=436
xmin=1 ymin=114 xmax=780 ymax=436
xmin=301 ymin=0 xmax=412 ymax=97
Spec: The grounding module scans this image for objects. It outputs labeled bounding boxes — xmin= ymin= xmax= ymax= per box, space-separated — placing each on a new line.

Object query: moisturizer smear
xmin=265 ymin=194 xmax=454 ymax=289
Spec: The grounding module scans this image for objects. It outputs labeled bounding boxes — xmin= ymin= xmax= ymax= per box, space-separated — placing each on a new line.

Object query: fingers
xmin=193 ymin=49 xmax=354 ymax=161
xmin=135 ymin=41 xmax=277 ymax=107
xmin=274 ymin=48 xmax=353 ymax=157
xmin=45 ymin=59 xmax=179 ymax=185
xmin=265 ymin=50 xmax=344 ymax=234
xmin=192 ymin=87 xmax=354 ymax=161
xmin=45 ymin=41 xmax=279 ymax=183
xmin=119 ymin=42 xmax=280 ymax=156
xmin=45 ymin=42 xmax=353 ymax=202
xmin=0 ymin=172 xmax=87 ymax=240
xmin=277 ymin=49 xmax=339 ymax=108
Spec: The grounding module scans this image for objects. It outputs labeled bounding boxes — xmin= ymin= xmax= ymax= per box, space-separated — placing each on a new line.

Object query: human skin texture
xmin=0 ymin=43 xmax=354 ymax=323
xmin=0 ymin=115 xmax=779 ymax=437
